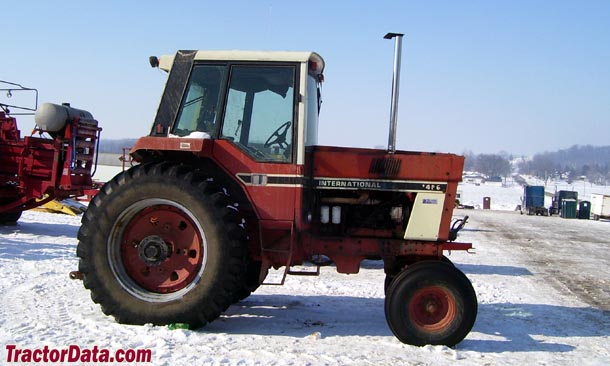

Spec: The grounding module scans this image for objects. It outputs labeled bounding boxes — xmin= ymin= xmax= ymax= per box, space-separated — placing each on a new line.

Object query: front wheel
xmin=384 ymin=256 xmax=454 ymax=294
xmin=384 ymin=261 xmax=477 ymax=346
xmin=77 ymin=162 xmax=247 ymax=327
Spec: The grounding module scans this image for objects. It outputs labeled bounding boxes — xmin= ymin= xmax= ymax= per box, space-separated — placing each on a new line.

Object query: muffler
xmin=384 ymin=32 xmax=404 ymax=154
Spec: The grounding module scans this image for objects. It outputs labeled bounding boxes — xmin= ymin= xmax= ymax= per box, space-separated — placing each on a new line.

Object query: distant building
xmin=463 ymin=174 xmax=485 ymax=185
xmin=486 ymin=176 xmax=503 ymax=187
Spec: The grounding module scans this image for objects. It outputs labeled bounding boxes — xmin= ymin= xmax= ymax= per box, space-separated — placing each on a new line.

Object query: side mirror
xmin=149 ymin=56 xmax=159 ymax=68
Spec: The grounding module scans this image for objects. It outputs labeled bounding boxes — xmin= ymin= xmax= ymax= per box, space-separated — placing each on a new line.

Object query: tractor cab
xmin=146 ymin=50 xmax=324 ymax=165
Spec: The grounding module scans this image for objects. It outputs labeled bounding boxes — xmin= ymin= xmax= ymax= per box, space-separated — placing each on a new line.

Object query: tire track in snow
xmin=473 ymin=210 xmax=610 ymax=311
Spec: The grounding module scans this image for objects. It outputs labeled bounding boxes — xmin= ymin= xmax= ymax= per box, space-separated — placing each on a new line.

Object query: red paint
xmin=131 ymin=136 xmax=470 ymax=275
xmin=0 ymin=111 xmax=101 ymax=214
xmin=120 ymin=203 xmax=204 ymax=293
xmin=409 ymin=286 xmax=457 ymax=332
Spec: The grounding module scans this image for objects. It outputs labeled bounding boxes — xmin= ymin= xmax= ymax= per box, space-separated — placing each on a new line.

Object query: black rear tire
xmin=385 ymin=261 xmax=477 ymax=346
xmin=232 ymin=259 xmax=263 ymax=302
xmin=77 ymin=162 xmax=247 ymax=327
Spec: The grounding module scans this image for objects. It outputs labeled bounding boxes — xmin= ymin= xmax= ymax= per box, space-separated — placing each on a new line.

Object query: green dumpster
xmin=578 ymin=201 xmax=591 ymax=219
xmin=561 ymin=199 xmax=577 ymax=219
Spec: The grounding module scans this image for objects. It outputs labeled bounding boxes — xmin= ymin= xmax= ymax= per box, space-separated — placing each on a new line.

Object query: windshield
xmin=221 ymin=65 xmax=296 ymax=162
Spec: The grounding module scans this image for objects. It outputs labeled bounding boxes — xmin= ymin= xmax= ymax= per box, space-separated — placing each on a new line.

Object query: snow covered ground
xmin=458 ymin=181 xmax=522 ymax=211
xmin=94 ymin=165 xmax=124 ymax=183
xmin=1 ymin=184 xmax=610 ymax=365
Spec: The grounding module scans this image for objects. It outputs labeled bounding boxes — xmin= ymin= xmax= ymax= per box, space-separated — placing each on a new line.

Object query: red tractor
xmin=75 ymin=34 xmax=477 ymax=346
xmin=0 ymin=81 xmax=101 ymax=223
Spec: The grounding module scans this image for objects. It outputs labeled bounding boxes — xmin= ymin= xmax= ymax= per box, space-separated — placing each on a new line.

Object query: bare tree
xmin=475 ymin=154 xmax=511 ymax=178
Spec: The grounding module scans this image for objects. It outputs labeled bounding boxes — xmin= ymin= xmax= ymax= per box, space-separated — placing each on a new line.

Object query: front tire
xmin=384 ymin=256 xmax=454 ymax=294
xmin=77 ymin=162 xmax=247 ymax=327
xmin=385 ymin=261 xmax=477 ymax=346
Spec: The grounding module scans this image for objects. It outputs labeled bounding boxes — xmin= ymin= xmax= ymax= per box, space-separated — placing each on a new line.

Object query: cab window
xmin=173 ymin=64 xmax=225 ymax=137
xmin=221 ymin=65 xmax=296 ymax=162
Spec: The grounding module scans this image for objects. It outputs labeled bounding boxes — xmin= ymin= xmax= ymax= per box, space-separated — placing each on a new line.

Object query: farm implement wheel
xmin=0 ymin=210 xmax=22 ymax=225
xmin=76 ymin=162 xmax=248 ymax=328
xmin=384 ymin=261 xmax=477 ymax=346
xmin=0 ymin=198 xmax=22 ymax=224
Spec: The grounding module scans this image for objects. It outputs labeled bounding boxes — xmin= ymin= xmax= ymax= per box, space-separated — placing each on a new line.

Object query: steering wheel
xmin=264 ymin=121 xmax=291 ymax=149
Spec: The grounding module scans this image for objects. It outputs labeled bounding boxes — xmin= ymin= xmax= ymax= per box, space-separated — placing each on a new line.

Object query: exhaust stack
xmin=384 ymin=32 xmax=404 ymax=154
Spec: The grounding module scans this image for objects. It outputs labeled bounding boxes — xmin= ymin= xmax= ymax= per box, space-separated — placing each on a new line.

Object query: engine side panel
xmin=306 ymin=145 xmax=463 ymax=242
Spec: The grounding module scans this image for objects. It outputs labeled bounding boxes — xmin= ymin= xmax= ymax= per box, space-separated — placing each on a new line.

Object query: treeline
xmin=98 ymin=138 xmax=138 ymax=154
xmin=517 ymin=145 xmax=610 ymax=184
xmin=463 ymin=151 xmax=512 ymax=178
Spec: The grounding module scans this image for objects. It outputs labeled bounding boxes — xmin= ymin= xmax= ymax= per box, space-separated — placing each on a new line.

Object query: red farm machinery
xmin=74 ymin=34 xmax=478 ymax=346
xmin=0 ymin=81 xmax=101 ymax=224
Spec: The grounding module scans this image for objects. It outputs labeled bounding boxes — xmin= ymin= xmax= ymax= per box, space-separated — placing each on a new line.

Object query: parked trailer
xmin=521 ymin=185 xmax=548 ymax=216
xmin=591 ymin=193 xmax=610 ymax=220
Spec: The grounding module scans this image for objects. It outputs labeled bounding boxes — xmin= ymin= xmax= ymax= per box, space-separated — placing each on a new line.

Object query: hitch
xmin=69 ymin=271 xmax=83 ymax=280
xmin=449 ymin=215 xmax=469 ymax=241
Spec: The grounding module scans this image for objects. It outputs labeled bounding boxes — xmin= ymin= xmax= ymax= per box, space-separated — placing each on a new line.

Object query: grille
xmin=369 ymin=157 xmax=401 ymax=177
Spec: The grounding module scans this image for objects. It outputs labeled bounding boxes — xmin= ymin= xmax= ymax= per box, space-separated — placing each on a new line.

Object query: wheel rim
xmin=408 ymin=286 xmax=457 ymax=332
xmin=108 ymin=199 xmax=207 ymax=302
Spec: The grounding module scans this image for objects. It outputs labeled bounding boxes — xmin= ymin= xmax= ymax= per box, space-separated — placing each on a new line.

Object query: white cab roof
xmin=158 ymin=50 xmax=324 ymax=74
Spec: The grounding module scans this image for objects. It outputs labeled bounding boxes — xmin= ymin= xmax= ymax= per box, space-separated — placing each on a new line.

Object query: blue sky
xmin=3 ymin=0 xmax=609 ymax=155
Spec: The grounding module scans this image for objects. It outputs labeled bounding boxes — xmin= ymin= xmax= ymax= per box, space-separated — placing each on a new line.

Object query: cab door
xmin=212 ymin=63 xmax=300 ymax=221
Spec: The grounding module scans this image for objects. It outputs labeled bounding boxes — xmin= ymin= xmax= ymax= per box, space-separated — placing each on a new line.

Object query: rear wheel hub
xmin=138 ymin=235 xmax=170 ymax=266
